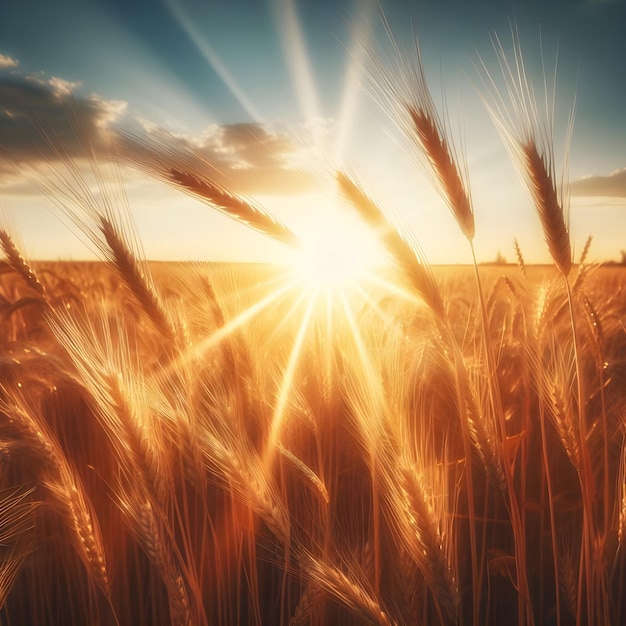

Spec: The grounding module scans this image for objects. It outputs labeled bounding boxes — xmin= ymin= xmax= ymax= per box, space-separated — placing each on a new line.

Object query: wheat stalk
xmin=371 ymin=22 xmax=475 ymax=241
xmin=478 ymin=29 xmax=573 ymax=276
xmin=337 ymin=171 xmax=445 ymax=319
xmin=1 ymin=393 xmax=112 ymax=599
xmin=300 ymin=552 xmax=393 ymax=626
xmin=400 ymin=465 xmax=459 ymax=625
xmin=168 ymin=168 xmax=300 ymax=247
xmin=277 ymin=443 xmax=329 ymax=504
xmin=0 ymin=487 xmax=36 ymax=608
xmin=521 ymin=142 xmax=571 ymax=274
xmin=115 ymin=130 xmax=300 ymax=247
xmin=514 ymin=238 xmax=527 ymax=278
xmin=118 ymin=494 xmax=193 ymax=626
xmin=406 ymin=107 xmax=475 ymax=240
xmin=0 ymin=229 xmax=45 ymax=297
xmin=201 ymin=433 xmax=290 ymax=542
xmin=99 ymin=216 xmax=179 ymax=345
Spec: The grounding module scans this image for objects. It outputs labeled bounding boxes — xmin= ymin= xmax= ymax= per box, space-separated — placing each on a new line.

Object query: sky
xmin=0 ymin=0 xmax=625 ymax=264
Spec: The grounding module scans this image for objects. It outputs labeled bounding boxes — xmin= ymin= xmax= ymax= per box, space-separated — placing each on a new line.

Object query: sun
xmin=261 ymin=202 xmax=391 ymax=458
xmin=297 ymin=230 xmax=372 ymax=290
xmin=287 ymin=206 xmax=388 ymax=295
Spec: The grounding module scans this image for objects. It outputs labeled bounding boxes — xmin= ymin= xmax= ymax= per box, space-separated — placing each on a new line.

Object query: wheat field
xmin=1 ymin=30 xmax=625 ymax=626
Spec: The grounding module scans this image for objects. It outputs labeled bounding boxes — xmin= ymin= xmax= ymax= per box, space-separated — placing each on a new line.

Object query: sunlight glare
xmin=265 ymin=292 xmax=318 ymax=456
xmin=271 ymin=0 xmax=320 ymax=128
xmin=334 ymin=0 xmax=377 ymax=164
xmin=298 ymin=231 xmax=365 ymax=289
xmin=289 ymin=208 xmax=388 ymax=294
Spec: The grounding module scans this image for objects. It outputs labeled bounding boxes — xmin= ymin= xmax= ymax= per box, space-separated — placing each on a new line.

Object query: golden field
xmin=0 ymin=258 xmax=625 ymax=625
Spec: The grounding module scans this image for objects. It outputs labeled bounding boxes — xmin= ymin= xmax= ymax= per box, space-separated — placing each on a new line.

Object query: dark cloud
xmin=570 ymin=168 xmax=626 ymax=198
xmin=0 ymin=74 xmax=316 ymax=197
xmin=0 ymin=76 xmax=126 ymax=187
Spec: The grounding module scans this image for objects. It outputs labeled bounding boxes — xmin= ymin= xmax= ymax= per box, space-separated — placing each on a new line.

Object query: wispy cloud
xmin=123 ymin=120 xmax=318 ymax=195
xmin=0 ymin=54 xmax=19 ymax=68
xmin=571 ymin=168 xmax=626 ymax=198
xmin=48 ymin=76 xmax=83 ymax=97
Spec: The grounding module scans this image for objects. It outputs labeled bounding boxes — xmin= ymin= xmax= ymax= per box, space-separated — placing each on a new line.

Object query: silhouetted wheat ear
xmin=336 ymin=171 xmax=445 ymax=319
xmin=168 ymin=168 xmax=300 ymax=247
xmin=521 ymin=142 xmax=571 ymax=275
xmin=578 ymin=235 xmax=593 ymax=267
xmin=407 ymin=107 xmax=475 ymax=240
xmin=0 ymin=230 xmax=45 ymax=297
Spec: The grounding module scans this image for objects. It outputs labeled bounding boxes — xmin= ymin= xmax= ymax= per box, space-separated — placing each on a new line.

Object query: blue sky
xmin=0 ymin=0 xmax=625 ymax=263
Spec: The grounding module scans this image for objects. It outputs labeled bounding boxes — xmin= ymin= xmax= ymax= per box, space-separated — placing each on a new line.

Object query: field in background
xmin=1 ymin=258 xmax=625 ymax=625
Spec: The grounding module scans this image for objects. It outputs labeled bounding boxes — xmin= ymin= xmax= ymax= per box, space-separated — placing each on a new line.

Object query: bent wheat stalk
xmin=116 ymin=131 xmax=300 ymax=247
xmin=336 ymin=171 xmax=445 ymax=320
xmin=168 ymin=168 xmax=300 ymax=247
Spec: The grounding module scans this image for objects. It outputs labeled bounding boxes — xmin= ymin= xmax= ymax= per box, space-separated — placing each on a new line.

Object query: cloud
xmin=0 ymin=75 xmax=129 ymax=189
xmin=570 ymin=168 xmax=626 ymax=198
xmin=0 ymin=71 xmax=319 ymax=198
xmin=48 ymin=76 xmax=83 ymax=97
xmin=194 ymin=123 xmax=294 ymax=170
xmin=181 ymin=123 xmax=317 ymax=193
xmin=121 ymin=119 xmax=319 ymax=196
xmin=0 ymin=54 xmax=19 ymax=68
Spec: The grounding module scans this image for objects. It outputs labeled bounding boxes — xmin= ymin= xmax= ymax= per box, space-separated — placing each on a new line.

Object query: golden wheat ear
xmin=521 ymin=141 xmax=571 ymax=274
xmin=336 ymin=170 xmax=445 ymax=319
xmin=98 ymin=216 xmax=179 ymax=345
xmin=167 ymin=167 xmax=300 ymax=247
xmin=0 ymin=229 xmax=45 ymax=298
xmin=476 ymin=27 xmax=573 ymax=275
xmin=299 ymin=551 xmax=392 ymax=626
xmin=370 ymin=21 xmax=475 ymax=241
xmin=1 ymin=392 xmax=112 ymax=601
xmin=116 ymin=129 xmax=301 ymax=247
xmin=406 ymin=106 xmax=475 ymax=241
xmin=0 ymin=487 xmax=37 ymax=607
